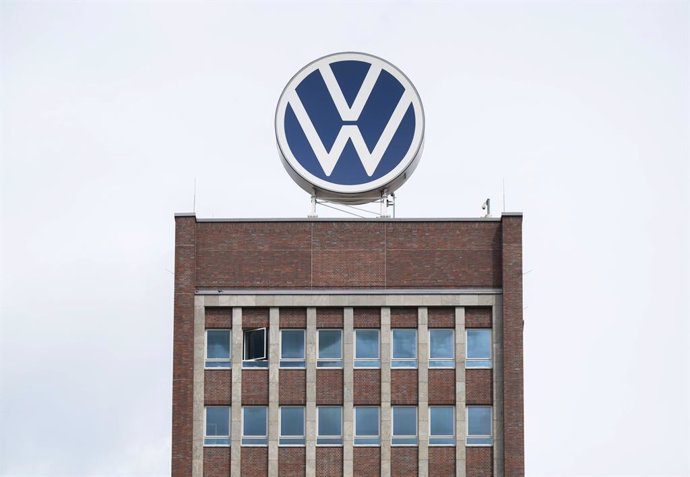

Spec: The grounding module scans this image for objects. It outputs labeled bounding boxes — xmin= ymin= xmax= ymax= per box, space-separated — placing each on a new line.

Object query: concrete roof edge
xmin=191 ymin=217 xmax=503 ymax=223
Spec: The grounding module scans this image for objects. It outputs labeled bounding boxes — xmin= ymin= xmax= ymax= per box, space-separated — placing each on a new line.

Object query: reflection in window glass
xmin=354 ymin=407 xmax=380 ymax=445
xmin=280 ymin=407 xmax=305 ymax=446
xmin=466 ymin=329 xmax=492 ymax=368
xmin=429 ymin=329 xmax=454 ymax=368
xmin=280 ymin=330 xmax=305 ymax=368
xmin=392 ymin=329 xmax=417 ymax=367
xmin=317 ymin=406 xmax=343 ymax=445
xmin=317 ymin=330 xmax=342 ymax=368
xmin=242 ymin=407 xmax=268 ymax=446
xmin=392 ymin=407 xmax=417 ymax=445
xmin=429 ymin=407 xmax=455 ymax=445
xmin=205 ymin=406 xmax=230 ymax=446
xmin=206 ymin=330 xmax=231 ymax=368
xmin=467 ymin=406 xmax=493 ymax=446
xmin=355 ymin=329 xmax=380 ymax=368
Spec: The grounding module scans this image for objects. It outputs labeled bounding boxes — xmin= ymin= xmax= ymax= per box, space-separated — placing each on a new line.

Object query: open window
xmin=243 ymin=328 xmax=268 ymax=368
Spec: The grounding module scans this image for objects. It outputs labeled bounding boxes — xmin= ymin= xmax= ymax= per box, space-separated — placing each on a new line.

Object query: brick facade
xmin=173 ymin=216 xmax=524 ymax=476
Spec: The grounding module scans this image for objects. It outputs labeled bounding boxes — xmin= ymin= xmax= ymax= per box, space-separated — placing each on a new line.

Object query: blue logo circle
xmin=276 ymin=52 xmax=424 ymax=202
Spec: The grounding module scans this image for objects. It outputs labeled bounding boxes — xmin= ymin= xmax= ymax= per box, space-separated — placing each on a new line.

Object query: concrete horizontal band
xmin=197 ymin=288 xmax=502 ymax=296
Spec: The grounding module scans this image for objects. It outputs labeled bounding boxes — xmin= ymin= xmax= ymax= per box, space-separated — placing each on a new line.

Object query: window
xmin=429 ymin=329 xmax=455 ymax=368
xmin=429 ymin=406 xmax=455 ymax=445
xmin=392 ymin=329 xmax=417 ymax=368
xmin=242 ymin=406 xmax=268 ymax=445
xmin=317 ymin=406 xmax=342 ymax=445
xmin=392 ymin=406 xmax=417 ymax=445
xmin=354 ymin=407 xmax=380 ymax=446
xmin=205 ymin=330 xmax=231 ymax=368
xmin=280 ymin=330 xmax=305 ymax=368
xmin=466 ymin=329 xmax=492 ymax=368
xmin=243 ymin=328 xmax=268 ymax=368
xmin=317 ymin=329 xmax=342 ymax=368
xmin=204 ymin=406 xmax=230 ymax=446
xmin=279 ymin=407 xmax=305 ymax=446
xmin=467 ymin=406 xmax=493 ymax=446
xmin=354 ymin=329 xmax=380 ymax=368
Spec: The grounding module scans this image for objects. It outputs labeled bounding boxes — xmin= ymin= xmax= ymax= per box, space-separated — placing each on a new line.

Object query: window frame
xmin=279 ymin=329 xmax=306 ymax=369
xmin=466 ymin=329 xmax=492 ymax=369
xmin=428 ymin=406 xmax=455 ymax=446
xmin=466 ymin=405 xmax=493 ymax=447
xmin=243 ymin=327 xmax=268 ymax=368
xmin=317 ymin=329 xmax=343 ymax=368
xmin=205 ymin=329 xmax=232 ymax=369
xmin=391 ymin=406 xmax=418 ymax=446
xmin=391 ymin=328 xmax=418 ymax=368
xmin=316 ymin=406 xmax=343 ymax=446
xmin=428 ymin=328 xmax=455 ymax=368
xmin=279 ymin=406 xmax=306 ymax=446
xmin=354 ymin=329 xmax=381 ymax=368
xmin=204 ymin=405 xmax=231 ymax=447
xmin=354 ymin=406 xmax=381 ymax=446
xmin=241 ymin=406 xmax=268 ymax=446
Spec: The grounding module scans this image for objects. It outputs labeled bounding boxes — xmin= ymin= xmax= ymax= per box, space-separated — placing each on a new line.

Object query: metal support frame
xmin=308 ymin=193 xmax=396 ymax=218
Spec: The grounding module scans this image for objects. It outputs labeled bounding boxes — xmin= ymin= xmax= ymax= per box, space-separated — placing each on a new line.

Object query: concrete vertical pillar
xmin=418 ymin=307 xmax=429 ymax=477
xmin=455 ymin=307 xmax=466 ymax=477
xmin=268 ymin=308 xmax=280 ymax=477
xmin=305 ymin=308 xmax=317 ymax=477
xmin=231 ymin=308 xmax=243 ymax=477
xmin=192 ymin=297 xmax=205 ymax=477
xmin=343 ymin=308 xmax=354 ymax=476
xmin=380 ymin=307 xmax=392 ymax=477
xmin=493 ymin=298 xmax=505 ymax=477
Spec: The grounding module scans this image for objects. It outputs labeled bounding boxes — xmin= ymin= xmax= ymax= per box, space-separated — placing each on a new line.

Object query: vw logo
xmin=275 ymin=52 xmax=424 ymax=203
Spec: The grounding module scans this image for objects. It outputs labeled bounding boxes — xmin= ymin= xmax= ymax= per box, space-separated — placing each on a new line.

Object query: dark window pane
xmin=245 ymin=329 xmax=266 ymax=360
xmin=207 ymin=330 xmax=230 ymax=359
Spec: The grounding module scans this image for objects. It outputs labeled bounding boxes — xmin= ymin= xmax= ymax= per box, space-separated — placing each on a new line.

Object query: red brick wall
xmin=316 ymin=308 xmax=343 ymax=328
xmin=204 ymin=370 xmax=231 ymax=405
xmin=353 ymin=447 xmax=380 ymax=476
xmin=279 ymin=370 xmax=306 ymax=405
xmin=428 ymin=307 xmax=455 ymax=328
xmin=467 ymin=447 xmax=493 ymax=477
xmin=391 ymin=447 xmax=417 ymax=477
xmin=428 ymin=447 xmax=455 ymax=477
xmin=203 ymin=447 xmax=230 ymax=477
xmin=278 ymin=447 xmax=305 ymax=477
xmin=243 ymin=307 xmax=269 ymax=329
xmin=466 ymin=369 xmax=493 ymax=405
xmin=316 ymin=447 xmax=343 ymax=477
xmin=391 ymin=370 xmax=417 ymax=405
xmin=354 ymin=307 xmax=380 ymax=327
xmin=353 ymin=369 xmax=381 ymax=405
xmin=390 ymin=307 xmax=417 ymax=328
xmin=205 ymin=307 xmax=232 ymax=328
xmin=428 ymin=369 xmax=455 ymax=404
xmin=280 ymin=308 xmax=307 ymax=328
xmin=316 ymin=369 xmax=343 ymax=404
xmin=242 ymin=447 xmax=268 ymax=476
xmin=466 ymin=307 xmax=492 ymax=328
xmin=242 ymin=370 xmax=269 ymax=405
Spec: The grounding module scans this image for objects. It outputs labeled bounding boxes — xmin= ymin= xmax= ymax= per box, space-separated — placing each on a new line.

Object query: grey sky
xmin=1 ymin=1 xmax=688 ymax=475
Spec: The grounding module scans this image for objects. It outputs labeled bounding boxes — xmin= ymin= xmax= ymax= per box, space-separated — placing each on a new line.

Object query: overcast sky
xmin=1 ymin=1 xmax=688 ymax=475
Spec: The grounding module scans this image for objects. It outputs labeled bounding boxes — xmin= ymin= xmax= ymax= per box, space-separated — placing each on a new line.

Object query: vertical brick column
xmin=305 ymin=308 xmax=317 ymax=477
xmin=343 ymin=308 xmax=354 ymax=476
xmin=231 ymin=308 xmax=243 ymax=477
xmin=501 ymin=214 xmax=524 ymax=476
xmin=380 ymin=307 xmax=392 ymax=477
xmin=418 ymin=307 xmax=429 ymax=477
xmin=268 ymin=308 xmax=280 ymax=476
xmin=172 ymin=214 xmax=196 ymax=477
xmin=455 ymin=307 xmax=466 ymax=477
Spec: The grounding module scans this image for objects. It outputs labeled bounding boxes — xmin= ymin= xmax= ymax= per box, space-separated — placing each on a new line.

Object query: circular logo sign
xmin=275 ymin=52 xmax=424 ymax=203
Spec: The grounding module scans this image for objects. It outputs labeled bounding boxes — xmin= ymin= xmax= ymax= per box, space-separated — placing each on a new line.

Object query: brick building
xmin=172 ymin=213 xmax=524 ymax=476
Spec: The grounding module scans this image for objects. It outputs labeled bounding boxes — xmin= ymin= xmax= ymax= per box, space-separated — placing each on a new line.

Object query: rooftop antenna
xmin=482 ymin=198 xmax=491 ymax=217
